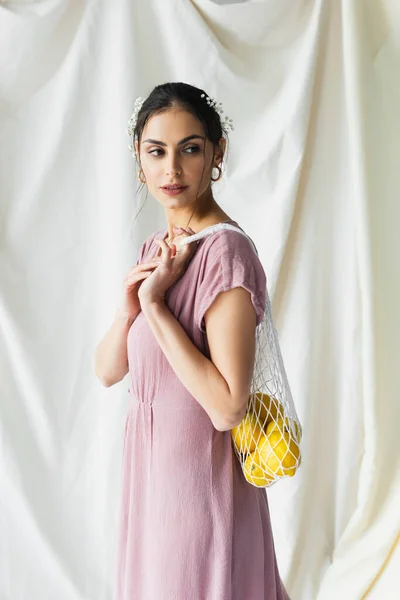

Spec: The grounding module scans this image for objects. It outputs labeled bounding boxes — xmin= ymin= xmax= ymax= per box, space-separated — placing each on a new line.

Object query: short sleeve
xmin=135 ymin=240 xmax=147 ymax=266
xmin=195 ymin=229 xmax=267 ymax=333
xmin=134 ymin=229 xmax=163 ymax=265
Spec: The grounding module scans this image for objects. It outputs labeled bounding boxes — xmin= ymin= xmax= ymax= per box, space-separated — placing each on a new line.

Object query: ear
xmin=134 ymin=140 xmax=139 ymax=156
xmin=215 ymin=137 xmax=226 ymax=165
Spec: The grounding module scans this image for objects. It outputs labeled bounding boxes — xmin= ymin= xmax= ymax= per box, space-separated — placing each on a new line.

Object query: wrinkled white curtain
xmin=1 ymin=0 xmax=399 ymax=598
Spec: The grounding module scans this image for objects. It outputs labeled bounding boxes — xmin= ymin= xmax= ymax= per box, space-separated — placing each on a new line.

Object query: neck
xmin=164 ymin=190 xmax=232 ymax=242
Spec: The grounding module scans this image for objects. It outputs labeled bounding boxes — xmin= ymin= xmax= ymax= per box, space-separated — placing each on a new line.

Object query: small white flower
xmin=200 ymin=93 xmax=234 ymax=132
xmin=127 ymin=96 xmax=145 ymax=139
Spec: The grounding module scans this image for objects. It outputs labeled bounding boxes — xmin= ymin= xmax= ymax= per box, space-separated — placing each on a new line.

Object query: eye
xmin=148 ymin=148 xmax=164 ymax=156
xmin=184 ymin=145 xmax=200 ymax=154
xmin=148 ymin=145 xmax=200 ymax=157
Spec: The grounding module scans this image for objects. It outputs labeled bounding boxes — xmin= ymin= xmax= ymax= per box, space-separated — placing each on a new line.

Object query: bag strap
xmin=184 ymin=222 xmax=259 ymax=256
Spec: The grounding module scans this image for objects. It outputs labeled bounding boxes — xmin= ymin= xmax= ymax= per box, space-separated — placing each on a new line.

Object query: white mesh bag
xmin=182 ymin=223 xmax=302 ymax=488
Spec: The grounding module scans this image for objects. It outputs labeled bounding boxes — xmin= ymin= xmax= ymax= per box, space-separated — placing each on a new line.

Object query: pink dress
xmin=114 ymin=220 xmax=290 ymax=600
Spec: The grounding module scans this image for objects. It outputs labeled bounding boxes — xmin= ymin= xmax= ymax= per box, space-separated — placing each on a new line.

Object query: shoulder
xmin=198 ymin=225 xmax=264 ymax=276
xmin=146 ymin=227 xmax=166 ymax=246
xmin=135 ymin=228 xmax=164 ymax=263
xmin=209 ymin=226 xmax=256 ymax=253
xmin=194 ymin=224 xmax=267 ymax=331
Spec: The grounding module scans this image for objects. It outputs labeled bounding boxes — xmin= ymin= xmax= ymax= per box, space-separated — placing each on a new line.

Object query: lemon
xmin=231 ymin=412 xmax=264 ymax=454
xmin=243 ymin=444 xmax=275 ymax=487
xmin=266 ymin=416 xmax=302 ymax=440
xmin=263 ymin=425 xmax=301 ymax=477
xmin=249 ymin=392 xmax=285 ymax=432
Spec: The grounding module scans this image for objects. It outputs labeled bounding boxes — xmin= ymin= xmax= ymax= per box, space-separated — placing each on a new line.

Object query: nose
xmin=165 ymin=154 xmax=182 ymax=176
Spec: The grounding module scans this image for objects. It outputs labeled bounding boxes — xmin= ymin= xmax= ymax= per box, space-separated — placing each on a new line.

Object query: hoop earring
xmin=211 ymin=165 xmax=222 ymax=182
xmin=138 ymin=168 xmax=146 ymax=184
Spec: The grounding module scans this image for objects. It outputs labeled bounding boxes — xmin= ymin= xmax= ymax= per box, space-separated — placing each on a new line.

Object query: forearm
xmin=94 ymin=309 xmax=137 ymax=386
xmin=141 ymin=299 xmax=242 ymax=431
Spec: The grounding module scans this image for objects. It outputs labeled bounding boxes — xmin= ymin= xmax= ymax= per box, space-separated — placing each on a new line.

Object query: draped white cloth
xmin=1 ymin=0 xmax=399 ymax=598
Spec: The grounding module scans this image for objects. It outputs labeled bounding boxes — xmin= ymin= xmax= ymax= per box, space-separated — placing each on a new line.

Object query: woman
xmin=95 ymin=82 xmax=290 ymax=600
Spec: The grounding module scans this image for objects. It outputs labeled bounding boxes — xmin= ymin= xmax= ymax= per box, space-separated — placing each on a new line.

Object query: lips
xmin=162 ymin=185 xmax=187 ymax=190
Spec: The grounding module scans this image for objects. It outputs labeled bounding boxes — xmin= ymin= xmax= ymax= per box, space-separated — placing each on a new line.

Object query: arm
xmin=141 ymin=287 xmax=256 ymax=431
xmin=94 ymin=309 xmax=137 ymax=387
xmin=94 ymin=235 xmax=154 ymax=387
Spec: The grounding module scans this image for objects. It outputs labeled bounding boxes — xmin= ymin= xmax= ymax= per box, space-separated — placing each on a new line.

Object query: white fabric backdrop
xmin=1 ymin=0 xmax=399 ymax=598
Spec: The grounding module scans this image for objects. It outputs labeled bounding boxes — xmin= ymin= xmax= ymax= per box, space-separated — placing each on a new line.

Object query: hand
xmin=118 ymin=257 xmax=163 ymax=319
xmin=138 ymin=227 xmax=199 ymax=304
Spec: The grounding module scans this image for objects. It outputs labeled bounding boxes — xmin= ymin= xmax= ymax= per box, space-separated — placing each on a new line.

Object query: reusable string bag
xmin=182 ymin=223 xmax=302 ymax=488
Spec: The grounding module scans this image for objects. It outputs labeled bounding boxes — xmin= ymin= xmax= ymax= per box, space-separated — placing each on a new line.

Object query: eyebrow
xmin=142 ymin=134 xmax=205 ymax=146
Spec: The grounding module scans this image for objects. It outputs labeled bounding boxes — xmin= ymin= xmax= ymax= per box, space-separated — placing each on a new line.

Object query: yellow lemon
xmin=243 ymin=443 xmax=276 ymax=487
xmin=249 ymin=392 xmax=285 ymax=432
xmin=266 ymin=416 xmax=302 ymax=441
xmin=263 ymin=428 xmax=301 ymax=477
xmin=231 ymin=411 xmax=264 ymax=454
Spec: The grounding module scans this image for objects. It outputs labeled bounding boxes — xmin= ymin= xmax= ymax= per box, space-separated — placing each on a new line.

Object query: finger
xmin=125 ymin=270 xmax=155 ymax=285
xmin=135 ymin=270 xmax=155 ymax=278
xmin=138 ymin=260 xmax=161 ymax=267
xmin=126 ymin=261 xmax=160 ymax=276
xmin=133 ymin=259 xmax=161 ymax=267
xmin=176 ymin=227 xmax=195 ymax=236
xmin=125 ymin=261 xmax=159 ymax=278
xmin=155 ymin=238 xmax=172 ymax=255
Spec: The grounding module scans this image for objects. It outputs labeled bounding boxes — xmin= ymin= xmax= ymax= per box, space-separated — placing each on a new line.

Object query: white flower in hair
xmin=200 ymin=93 xmax=235 ymax=132
xmin=127 ymin=97 xmax=145 ymax=155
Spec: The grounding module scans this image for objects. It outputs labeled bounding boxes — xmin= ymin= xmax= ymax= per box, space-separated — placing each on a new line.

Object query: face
xmin=135 ymin=107 xmax=225 ymax=212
